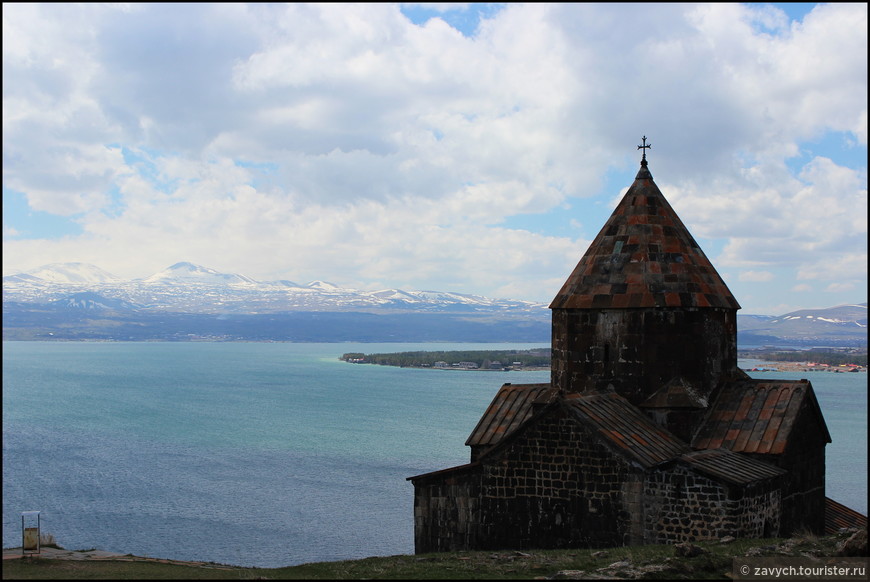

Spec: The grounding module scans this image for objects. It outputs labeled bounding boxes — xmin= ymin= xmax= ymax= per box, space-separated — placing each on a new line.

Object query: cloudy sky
xmin=3 ymin=3 xmax=866 ymax=314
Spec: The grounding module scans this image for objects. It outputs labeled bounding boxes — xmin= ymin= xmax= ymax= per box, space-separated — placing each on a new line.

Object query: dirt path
xmin=2 ymin=546 xmax=236 ymax=569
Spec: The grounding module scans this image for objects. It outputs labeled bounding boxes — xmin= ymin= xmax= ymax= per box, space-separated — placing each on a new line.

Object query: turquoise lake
xmin=2 ymin=341 xmax=866 ymax=567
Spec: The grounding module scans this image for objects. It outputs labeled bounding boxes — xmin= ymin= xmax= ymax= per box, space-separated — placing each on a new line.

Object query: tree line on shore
xmin=342 ymin=348 xmax=867 ymax=369
xmin=340 ymin=349 xmax=551 ymax=369
xmin=738 ymin=349 xmax=867 ymax=367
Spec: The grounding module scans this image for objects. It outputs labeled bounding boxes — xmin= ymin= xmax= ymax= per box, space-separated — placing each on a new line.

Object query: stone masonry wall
xmin=644 ymin=465 xmax=734 ymax=544
xmin=643 ymin=465 xmax=781 ymax=543
xmin=736 ymin=484 xmax=781 ymax=538
xmin=777 ymin=443 xmax=825 ymax=535
xmin=412 ymin=468 xmax=481 ymax=554
xmin=475 ymin=408 xmax=638 ymax=549
xmin=412 ymin=404 xmax=787 ymax=553
xmin=737 ymin=392 xmax=826 ymax=537
xmin=551 ymin=307 xmax=738 ymax=406
xmin=747 ymin=412 xmax=826 ymax=536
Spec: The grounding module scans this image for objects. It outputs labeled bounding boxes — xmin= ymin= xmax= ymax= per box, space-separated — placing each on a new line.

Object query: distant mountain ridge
xmin=2 ymin=262 xmax=866 ymax=345
xmin=2 ymin=261 xmax=550 ymax=342
xmin=2 ymin=261 xmax=546 ymax=314
xmin=736 ymin=303 xmax=867 ymax=348
xmin=7 ymin=262 xmax=122 ymax=284
xmin=142 ymin=262 xmax=258 ymax=285
xmin=50 ymin=291 xmax=141 ymax=312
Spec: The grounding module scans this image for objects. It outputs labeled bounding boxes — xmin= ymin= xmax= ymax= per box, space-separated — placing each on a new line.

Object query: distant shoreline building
xmin=408 ymin=142 xmax=861 ymax=552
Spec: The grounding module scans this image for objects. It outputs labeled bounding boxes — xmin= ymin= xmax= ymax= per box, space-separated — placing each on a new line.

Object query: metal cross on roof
xmin=637 ymin=136 xmax=651 ymax=162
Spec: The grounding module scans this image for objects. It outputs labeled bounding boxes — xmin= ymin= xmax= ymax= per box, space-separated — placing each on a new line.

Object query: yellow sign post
xmin=21 ymin=511 xmax=40 ymax=556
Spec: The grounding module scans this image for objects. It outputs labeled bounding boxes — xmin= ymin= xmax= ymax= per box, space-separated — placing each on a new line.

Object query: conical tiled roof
xmin=550 ymin=161 xmax=740 ymax=310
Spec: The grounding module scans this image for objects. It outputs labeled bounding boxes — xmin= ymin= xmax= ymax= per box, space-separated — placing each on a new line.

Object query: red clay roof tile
xmin=679 ymin=448 xmax=785 ymax=485
xmin=825 ymin=497 xmax=868 ymax=534
xmin=465 ymin=383 xmax=556 ymax=448
xmin=692 ymin=379 xmax=831 ymax=455
xmin=550 ymin=165 xmax=740 ymax=310
xmin=564 ymin=392 xmax=690 ymax=468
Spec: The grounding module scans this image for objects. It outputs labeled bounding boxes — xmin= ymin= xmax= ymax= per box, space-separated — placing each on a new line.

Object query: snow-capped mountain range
xmin=736 ymin=304 xmax=867 ymax=345
xmin=141 ymin=262 xmax=258 ymax=285
xmin=3 ymin=262 xmax=865 ymax=345
xmin=6 ymin=262 xmax=122 ymax=284
xmin=2 ymin=261 xmax=548 ymax=314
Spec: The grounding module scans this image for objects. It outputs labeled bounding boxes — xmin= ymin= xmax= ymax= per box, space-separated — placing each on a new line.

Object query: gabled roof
xmin=692 ymin=379 xmax=832 ymax=454
xmin=563 ymin=392 xmax=690 ymax=468
xmin=413 ymin=387 xmax=789 ymax=486
xmin=550 ymin=161 xmax=740 ymax=310
xmin=639 ymin=377 xmax=709 ymax=409
xmin=465 ymin=383 xmax=556 ymax=448
xmin=465 ymin=384 xmax=688 ymax=468
xmin=406 ymin=461 xmax=479 ymax=484
xmin=678 ymin=448 xmax=785 ymax=486
xmin=825 ymin=497 xmax=868 ymax=534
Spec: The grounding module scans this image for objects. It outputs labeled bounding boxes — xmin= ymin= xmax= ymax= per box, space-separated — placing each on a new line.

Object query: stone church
xmin=408 ymin=143 xmax=838 ymax=553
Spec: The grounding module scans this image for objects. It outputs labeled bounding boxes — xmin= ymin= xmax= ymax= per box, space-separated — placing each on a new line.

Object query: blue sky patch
xmin=785 ymin=130 xmax=868 ymax=176
xmin=400 ymin=3 xmax=506 ymax=37
xmin=3 ymin=188 xmax=84 ymax=239
xmin=766 ymin=3 xmax=816 ymax=22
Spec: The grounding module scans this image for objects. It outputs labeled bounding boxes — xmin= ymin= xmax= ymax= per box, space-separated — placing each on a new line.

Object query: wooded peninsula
xmin=340 ymin=349 xmax=551 ymax=370
xmin=340 ymin=347 xmax=866 ymax=370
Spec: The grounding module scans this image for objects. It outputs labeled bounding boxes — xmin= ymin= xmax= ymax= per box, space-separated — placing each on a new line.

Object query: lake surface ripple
xmin=3 ymin=342 xmax=866 ymax=567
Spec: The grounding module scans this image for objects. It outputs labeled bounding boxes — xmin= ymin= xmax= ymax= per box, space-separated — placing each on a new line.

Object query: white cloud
xmin=825 ymin=282 xmax=856 ymax=294
xmin=797 ymin=252 xmax=869 ymax=282
xmin=2 ymin=3 xmax=866 ymax=311
xmin=664 ymin=153 xmax=866 ymax=303
xmin=739 ymin=271 xmax=775 ymax=282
